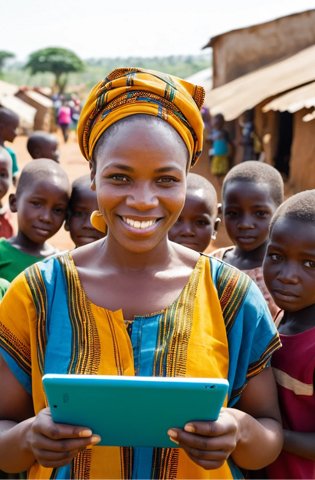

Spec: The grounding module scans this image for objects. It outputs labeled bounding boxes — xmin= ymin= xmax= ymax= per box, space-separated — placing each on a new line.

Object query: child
xmin=0 ymin=146 xmax=14 ymax=238
xmin=26 ymin=131 xmax=60 ymax=162
xmin=0 ymin=158 xmax=70 ymax=282
xmin=168 ymin=172 xmax=220 ymax=252
xmin=263 ymin=190 xmax=315 ymax=479
xmin=0 ymin=107 xmax=19 ymax=184
xmin=208 ymin=113 xmax=234 ymax=188
xmin=65 ymin=175 xmax=105 ymax=247
xmin=212 ymin=161 xmax=284 ymax=320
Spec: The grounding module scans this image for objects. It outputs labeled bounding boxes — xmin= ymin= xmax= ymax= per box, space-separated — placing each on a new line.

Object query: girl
xmin=263 ymin=190 xmax=315 ymax=479
xmin=0 ymin=68 xmax=282 ymax=479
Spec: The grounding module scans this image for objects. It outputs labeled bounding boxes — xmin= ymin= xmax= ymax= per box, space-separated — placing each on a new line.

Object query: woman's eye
xmin=110 ymin=174 xmax=129 ymax=182
xmin=157 ymin=176 xmax=178 ymax=184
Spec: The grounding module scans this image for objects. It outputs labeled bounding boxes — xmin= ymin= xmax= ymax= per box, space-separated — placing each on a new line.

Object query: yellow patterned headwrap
xmin=78 ymin=67 xmax=205 ymax=167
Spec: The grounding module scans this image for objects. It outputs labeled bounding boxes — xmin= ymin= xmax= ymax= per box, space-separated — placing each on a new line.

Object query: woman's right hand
xmin=27 ymin=408 xmax=101 ymax=468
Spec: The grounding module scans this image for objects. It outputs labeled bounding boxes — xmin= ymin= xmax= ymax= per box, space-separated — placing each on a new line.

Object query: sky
xmin=1 ymin=0 xmax=315 ymax=61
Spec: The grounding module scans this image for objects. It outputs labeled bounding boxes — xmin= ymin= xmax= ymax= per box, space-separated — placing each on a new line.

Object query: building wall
xmin=289 ymin=109 xmax=315 ymax=191
xmin=211 ymin=10 xmax=315 ymax=87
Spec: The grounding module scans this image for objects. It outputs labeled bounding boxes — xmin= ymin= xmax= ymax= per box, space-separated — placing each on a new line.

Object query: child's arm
xmin=283 ymin=429 xmax=315 ymax=461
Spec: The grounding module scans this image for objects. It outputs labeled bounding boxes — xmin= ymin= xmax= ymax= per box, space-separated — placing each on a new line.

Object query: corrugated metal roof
xmin=185 ymin=68 xmax=213 ymax=90
xmin=204 ymin=45 xmax=315 ymax=121
xmin=263 ymin=81 xmax=315 ymax=113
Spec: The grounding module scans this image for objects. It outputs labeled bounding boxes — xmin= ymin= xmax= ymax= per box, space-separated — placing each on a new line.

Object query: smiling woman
xmin=0 ymin=68 xmax=283 ymax=479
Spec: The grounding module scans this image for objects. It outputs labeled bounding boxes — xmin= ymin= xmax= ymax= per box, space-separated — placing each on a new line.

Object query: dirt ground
xmin=8 ymin=130 xmax=232 ymax=253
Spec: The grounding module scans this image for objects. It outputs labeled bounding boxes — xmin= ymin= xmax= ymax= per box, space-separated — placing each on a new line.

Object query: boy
xmin=263 ymin=190 xmax=315 ymax=479
xmin=168 ymin=173 xmax=220 ymax=252
xmin=0 ymin=107 xmax=19 ymax=184
xmin=212 ymin=160 xmax=284 ymax=319
xmin=0 ymin=159 xmax=70 ymax=282
xmin=0 ymin=146 xmax=14 ymax=238
xmin=26 ymin=131 xmax=60 ymax=162
xmin=65 ymin=175 xmax=105 ymax=247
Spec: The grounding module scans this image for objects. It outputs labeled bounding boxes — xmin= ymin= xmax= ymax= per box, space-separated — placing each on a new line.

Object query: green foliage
xmin=0 ymin=50 xmax=15 ymax=75
xmin=24 ymin=47 xmax=85 ymax=93
xmin=5 ymin=54 xmax=210 ymax=95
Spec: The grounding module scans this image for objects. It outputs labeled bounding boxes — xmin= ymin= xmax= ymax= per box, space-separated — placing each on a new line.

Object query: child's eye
xmin=54 ymin=207 xmax=66 ymax=216
xmin=268 ymin=253 xmax=282 ymax=262
xmin=304 ymin=260 xmax=315 ymax=269
xmin=72 ymin=211 xmax=85 ymax=218
xmin=255 ymin=210 xmax=269 ymax=218
xmin=224 ymin=210 xmax=238 ymax=218
xmin=196 ymin=219 xmax=210 ymax=226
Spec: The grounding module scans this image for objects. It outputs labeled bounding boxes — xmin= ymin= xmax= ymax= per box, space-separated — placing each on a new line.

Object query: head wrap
xmin=78 ymin=67 xmax=205 ymax=167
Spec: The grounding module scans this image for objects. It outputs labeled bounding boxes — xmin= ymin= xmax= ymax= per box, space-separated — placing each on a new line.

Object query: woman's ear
xmin=8 ymin=193 xmax=17 ymax=213
xmin=89 ymin=160 xmax=96 ymax=191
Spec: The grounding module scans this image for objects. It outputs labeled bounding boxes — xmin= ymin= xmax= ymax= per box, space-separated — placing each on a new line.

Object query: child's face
xmin=0 ymin=155 xmax=12 ymax=202
xmin=66 ymin=188 xmax=104 ymax=247
xmin=168 ymin=192 xmax=216 ymax=252
xmin=263 ymin=217 xmax=315 ymax=312
xmin=92 ymin=117 xmax=187 ymax=254
xmin=223 ymin=180 xmax=277 ymax=252
xmin=2 ymin=117 xmax=19 ymax=143
xmin=13 ymin=178 xmax=69 ymax=245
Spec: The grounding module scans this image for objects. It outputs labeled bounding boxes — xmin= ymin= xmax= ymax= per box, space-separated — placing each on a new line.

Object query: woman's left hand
xmin=168 ymin=408 xmax=238 ymax=470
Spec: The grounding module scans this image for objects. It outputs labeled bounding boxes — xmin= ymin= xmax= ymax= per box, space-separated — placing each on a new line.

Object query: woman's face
xmin=91 ymin=116 xmax=188 ymax=254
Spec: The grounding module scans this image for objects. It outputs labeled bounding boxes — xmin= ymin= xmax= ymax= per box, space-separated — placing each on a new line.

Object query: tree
xmin=25 ymin=47 xmax=85 ymax=93
xmin=0 ymin=51 xmax=15 ymax=75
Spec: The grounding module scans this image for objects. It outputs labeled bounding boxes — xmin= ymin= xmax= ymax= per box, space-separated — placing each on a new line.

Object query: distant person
xmin=0 ymin=146 xmax=14 ymax=239
xmin=238 ymin=110 xmax=260 ymax=162
xmin=0 ymin=159 xmax=70 ymax=282
xmin=168 ymin=173 xmax=220 ymax=252
xmin=208 ymin=113 xmax=234 ymax=188
xmin=0 ymin=107 xmax=19 ymax=184
xmin=212 ymin=161 xmax=284 ymax=320
xmin=65 ymin=175 xmax=105 ymax=248
xmin=26 ymin=131 xmax=60 ymax=162
xmin=57 ymin=102 xmax=72 ymax=142
xmin=263 ymin=190 xmax=315 ymax=479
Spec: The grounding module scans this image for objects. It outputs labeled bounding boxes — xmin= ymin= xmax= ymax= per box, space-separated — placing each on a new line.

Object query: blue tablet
xmin=42 ymin=374 xmax=229 ymax=448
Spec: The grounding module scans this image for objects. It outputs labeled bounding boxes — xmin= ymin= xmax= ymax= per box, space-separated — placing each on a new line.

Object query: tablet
xmin=42 ymin=374 xmax=229 ymax=448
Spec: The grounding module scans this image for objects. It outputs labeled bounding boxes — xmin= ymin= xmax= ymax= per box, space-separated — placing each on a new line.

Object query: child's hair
xmin=222 ymin=160 xmax=284 ymax=206
xmin=69 ymin=175 xmax=91 ymax=206
xmin=26 ymin=131 xmax=58 ymax=160
xmin=0 ymin=107 xmax=19 ymax=128
xmin=15 ymin=158 xmax=69 ymax=197
xmin=270 ymin=189 xmax=315 ymax=232
xmin=186 ymin=172 xmax=218 ymax=208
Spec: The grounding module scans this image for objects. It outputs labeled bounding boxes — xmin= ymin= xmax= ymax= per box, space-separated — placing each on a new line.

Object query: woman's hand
xmin=168 ymin=408 xmax=238 ymax=470
xmin=27 ymin=408 xmax=101 ymax=468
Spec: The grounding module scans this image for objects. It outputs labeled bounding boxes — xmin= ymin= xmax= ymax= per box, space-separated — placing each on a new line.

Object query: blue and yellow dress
xmin=0 ymin=253 xmax=280 ymax=479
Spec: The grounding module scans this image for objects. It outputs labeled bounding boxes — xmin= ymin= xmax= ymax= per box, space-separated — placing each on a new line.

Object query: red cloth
xmin=266 ymin=327 xmax=315 ymax=478
xmin=0 ymin=208 xmax=14 ymax=238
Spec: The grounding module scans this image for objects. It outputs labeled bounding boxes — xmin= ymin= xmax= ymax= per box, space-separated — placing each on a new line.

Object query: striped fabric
xmin=77 ymin=68 xmax=205 ymax=168
xmin=0 ymin=254 xmax=280 ymax=479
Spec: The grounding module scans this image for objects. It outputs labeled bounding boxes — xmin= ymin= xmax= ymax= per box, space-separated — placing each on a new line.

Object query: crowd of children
xmin=0 ymin=66 xmax=314 ymax=479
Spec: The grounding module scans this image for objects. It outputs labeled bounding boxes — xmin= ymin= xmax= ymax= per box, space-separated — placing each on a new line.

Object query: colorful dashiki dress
xmin=0 ymin=253 xmax=281 ymax=479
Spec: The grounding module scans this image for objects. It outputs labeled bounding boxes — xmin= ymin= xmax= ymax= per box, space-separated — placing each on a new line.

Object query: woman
xmin=0 ymin=68 xmax=282 ymax=479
